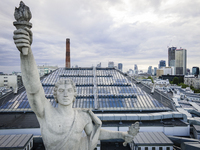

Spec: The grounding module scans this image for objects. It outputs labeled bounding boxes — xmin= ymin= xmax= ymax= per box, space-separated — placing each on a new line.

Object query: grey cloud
xmin=0 ymin=0 xmax=200 ymax=73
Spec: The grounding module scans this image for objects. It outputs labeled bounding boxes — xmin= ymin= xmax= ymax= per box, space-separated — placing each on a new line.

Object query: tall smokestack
xmin=65 ymin=38 xmax=70 ymax=68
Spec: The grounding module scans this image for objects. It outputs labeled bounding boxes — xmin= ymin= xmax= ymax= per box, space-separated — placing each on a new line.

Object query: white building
xmin=0 ymin=74 xmax=18 ymax=93
xmin=37 ymin=65 xmax=58 ymax=77
xmin=156 ymin=67 xmax=174 ymax=77
xmin=184 ymin=76 xmax=200 ymax=89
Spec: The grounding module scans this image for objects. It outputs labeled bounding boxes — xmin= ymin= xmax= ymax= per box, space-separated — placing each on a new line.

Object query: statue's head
xmin=53 ymin=79 xmax=77 ymax=105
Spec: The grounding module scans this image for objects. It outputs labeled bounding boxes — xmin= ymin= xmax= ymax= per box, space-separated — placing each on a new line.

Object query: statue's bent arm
xmin=14 ymin=27 xmax=45 ymax=118
xmin=85 ymin=110 xmax=129 ymax=141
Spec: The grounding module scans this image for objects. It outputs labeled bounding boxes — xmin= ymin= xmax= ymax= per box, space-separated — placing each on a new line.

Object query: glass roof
xmin=0 ymin=68 xmax=171 ymax=112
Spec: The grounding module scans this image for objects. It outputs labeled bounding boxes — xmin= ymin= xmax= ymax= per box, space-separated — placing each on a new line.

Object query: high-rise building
xmin=159 ymin=60 xmax=166 ymax=69
xmin=134 ymin=64 xmax=138 ymax=74
xmin=175 ymin=49 xmax=187 ymax=75
xmin=168 ymin=47 xmax=176 ymax=67
xmin=192 ymin=67 xmax=199 ymax=77
xmin=108 ymin=62 xmax=114 ymax=68
xmin=186 ymin=68 xmax=190 ymax=75
xmin=97 ymin=63 xmax=101 ymax=68
xmin=148 ymin=66 xmax=152 ymax=75
xmin=118 ymin=63 xmax=123 ymax=72
xmin=154 ymin=67 xmax=157 ymax=76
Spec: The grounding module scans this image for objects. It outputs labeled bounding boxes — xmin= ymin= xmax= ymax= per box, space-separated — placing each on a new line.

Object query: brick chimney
xmin=65 ymin=38 xmax=70 ymax=68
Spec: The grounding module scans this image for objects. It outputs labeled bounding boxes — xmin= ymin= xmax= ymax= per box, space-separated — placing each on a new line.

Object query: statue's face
xmin=57 ymin=83 xmax=74 ymax=106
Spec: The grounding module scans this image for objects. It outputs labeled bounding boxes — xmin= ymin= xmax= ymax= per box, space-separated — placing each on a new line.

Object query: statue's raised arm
xmin=13 ymin=1 xmax=45 ymax=118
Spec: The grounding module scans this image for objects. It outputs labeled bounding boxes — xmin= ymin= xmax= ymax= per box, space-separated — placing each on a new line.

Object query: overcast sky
xmin=0 ymin=0 xmax=200 ymax=73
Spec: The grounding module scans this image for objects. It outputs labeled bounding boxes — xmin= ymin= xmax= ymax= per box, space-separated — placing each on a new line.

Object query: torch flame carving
xmin=13 ymin=1 xmax=32 ymax=55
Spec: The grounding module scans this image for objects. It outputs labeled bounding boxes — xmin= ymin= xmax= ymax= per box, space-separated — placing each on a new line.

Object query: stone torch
xmin=13 ymin=1 xmax=32 ymax=55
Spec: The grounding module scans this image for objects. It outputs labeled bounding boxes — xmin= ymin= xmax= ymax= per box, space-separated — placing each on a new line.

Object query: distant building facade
xmin=159 ymin=60 xmax=166 ymax=69
xmin=192 ymin=67 xmax=199 ymax=77
xmin=96 ymin=63 xmax=101 ymax=68
xmin=186 ymin=68 xmax=190 ymax=75
xmin=154 ymin=67 xmax=157 ymax=76
xmin=108 ymin=62 xmax=114 ymax=68
xmin=129 ymin=69 xmax=134 ymax=74
xmin=175 ymin=48 xmax=187 ymax=75
xmin=168 ymin=47 xmax=176 ymax=67
xmin=156 ymin=67 xmax=174 ymax=77
xmin=0 ymin=74 xmax=18 ymax=93
xmin=157 ymin=69 xmax=164 ymax=77
xmin=134 ymin=64 xmax=138 ymax=74
xmin=148 ymin=66 xmax=152 ymax=75
xmin=184 ymin=76 xmax=200 ymax=89
xmin=118 ymin=63 xmax=123 ymax=72
xmin=37 ymin=65 xmax=58 ymax=77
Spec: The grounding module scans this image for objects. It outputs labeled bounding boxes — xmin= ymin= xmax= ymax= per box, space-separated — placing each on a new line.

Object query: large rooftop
xmin=0 ymin=68 xmax=171 ymax=112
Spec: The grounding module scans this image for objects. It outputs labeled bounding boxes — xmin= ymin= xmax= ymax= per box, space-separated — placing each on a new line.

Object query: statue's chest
xmin=45 ymin=115 xmax=74 ymax=135
xmin=44 ymin=113 xmax=85 ymax=135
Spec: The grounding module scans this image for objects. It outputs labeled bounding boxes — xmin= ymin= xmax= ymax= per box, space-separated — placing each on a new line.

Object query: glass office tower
xmin=192 ymin=67 xmax=199 ymax=77
xmin=168 ymin=47 xmax=176 ymax=67
xmin=175 ymin=49 xmax=187 ymax=75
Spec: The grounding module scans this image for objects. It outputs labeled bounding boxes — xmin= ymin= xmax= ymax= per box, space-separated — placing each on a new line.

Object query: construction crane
xmin=167 ymin=39 xmax=172 ymax=48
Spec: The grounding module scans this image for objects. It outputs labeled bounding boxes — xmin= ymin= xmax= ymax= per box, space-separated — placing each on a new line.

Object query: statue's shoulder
xmin=75 ymin=108 xmax=91 ymax=118
xmin=75 ymin=108 xmax=90 ymax=114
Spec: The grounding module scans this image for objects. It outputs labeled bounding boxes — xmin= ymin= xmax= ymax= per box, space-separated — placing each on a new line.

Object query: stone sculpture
xmin=13 ymin=1 xmax=139 ymax=150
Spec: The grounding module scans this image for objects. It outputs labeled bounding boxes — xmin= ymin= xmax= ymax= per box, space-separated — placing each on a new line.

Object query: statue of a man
xmin=13 ymin=4 xmax=139 ymax=150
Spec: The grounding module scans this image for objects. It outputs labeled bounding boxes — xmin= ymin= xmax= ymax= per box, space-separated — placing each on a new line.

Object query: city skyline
xmin=0 ymin=0 xmax=200 ymax=73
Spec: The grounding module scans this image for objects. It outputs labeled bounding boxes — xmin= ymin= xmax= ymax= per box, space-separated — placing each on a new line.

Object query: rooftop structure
xmin=0 ymin=134 xmax=33 ymax=150
xmin=0 ymin=68 xmax=171 ymax=112
xmin=0 ymin=67 xmax=193 ymax=149
xmin=130 ymin=132 xmax=173 ymax=150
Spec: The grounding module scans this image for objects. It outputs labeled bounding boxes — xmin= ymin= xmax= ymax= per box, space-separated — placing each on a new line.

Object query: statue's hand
xmin=123 ymin=122 xmax=140 ymax=146
xmin=124 ymin=133 xmax=134 ymax=143
xmin=13 ymin=27 xmax=32 ymax=54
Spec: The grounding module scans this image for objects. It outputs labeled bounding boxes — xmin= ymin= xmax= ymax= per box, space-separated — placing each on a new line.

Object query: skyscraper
xmin=154 ymin=67 xmax=157 ymax=76
xmin=175 ymin=48 xmax=187 ymax=75
xmin=97 ymin=63 xmax=101 ymax=68
xmin=192 ymin=67 xmax=199 ymax=77
xmin=108 ymin=62 xmax=114 ymax=68
xmin=148 ymin=66 xmax=152 ymax=75
xmin=134 ymin=64 xmax=138 ymax=74
xmin=159 ymin=60 xmax=166 ymax=69
xmin=118 ymin=63 xmax=123 ymax=72
xmin=168 ymin=47 xmax=176 ymax=67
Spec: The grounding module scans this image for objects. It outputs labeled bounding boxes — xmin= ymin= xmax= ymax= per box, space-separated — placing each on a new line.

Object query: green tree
xmin=147 ymin=76 xmax=154 ymax=83
xmin=173 ymin=77 xmax=179 ymax=85
xmin=181 ymin=84 xmax=189 ymax=88
xmin=190 ymin=85 xmax=194 ymax=90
